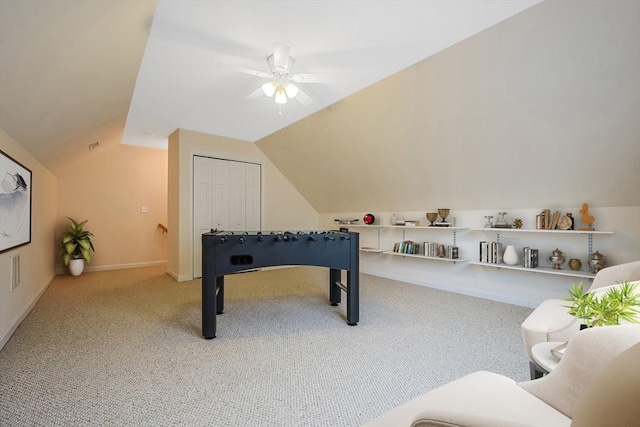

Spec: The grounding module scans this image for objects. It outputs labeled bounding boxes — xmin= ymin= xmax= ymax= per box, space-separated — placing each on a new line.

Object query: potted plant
xmin=565 ymin=281 xmax=640 ymax=328
xmin=60 ymin=217 xmax=95 ymax=276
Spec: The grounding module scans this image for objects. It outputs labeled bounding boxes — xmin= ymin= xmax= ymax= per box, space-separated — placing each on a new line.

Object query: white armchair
xmin=361 ymin=325 xmax=640 ymax=427
xmin=520 ymin=261 xmax=640 ymax=378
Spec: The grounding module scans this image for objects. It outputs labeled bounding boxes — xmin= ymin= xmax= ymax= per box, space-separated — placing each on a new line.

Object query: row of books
xmin=479 ymin=241 xmax=541 ymax=268
xmin=536 ymin=209 xmax=573 ymax=230
xmin=523 ymin=247 xmax=539 ymax=268
xmin=392 ymin=241 xmax=460 ymax=259
xmin=424 ymin=242 xmax=441 ymax=257
xmin=423 ymin=242 xmax=459 ymax=259
xmin=393 ymin=240 xmax=421 ymax=255
xmin=479 ymin=241 xmax=503 ymax=264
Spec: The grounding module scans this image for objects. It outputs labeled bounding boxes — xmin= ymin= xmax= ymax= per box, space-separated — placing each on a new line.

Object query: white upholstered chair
xmin=520 ymin=261 xmax=640 ymax=378
xmin=361 ymin=325 xmax=640 ymax=427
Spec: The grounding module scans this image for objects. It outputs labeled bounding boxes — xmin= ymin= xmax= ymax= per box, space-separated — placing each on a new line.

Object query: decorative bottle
xmin=391 ymin=213 xmax=397 ymax=225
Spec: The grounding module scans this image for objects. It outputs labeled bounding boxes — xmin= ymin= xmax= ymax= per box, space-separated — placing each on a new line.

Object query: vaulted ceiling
xmin=0 ymin=0 xmax=540 ymax=173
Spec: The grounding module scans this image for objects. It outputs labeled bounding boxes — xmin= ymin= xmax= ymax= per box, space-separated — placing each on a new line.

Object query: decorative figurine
xmin=568 ymin=258 xmax=582 ymax=271
xmin=497 ymin=212 xmax=507 ymax=226
xmin=426 ymin=212 xmax=438 ymax=226
xmin=557 ymin=214 xmax=572 ymax=230
xmin=549 ymin=248 xmax=566 ymax=270
xmin=578 ymin=203 xmax=595 ymax=231
xmin=484 ymin=215 xmax=494 ymax=228
xmin=436 ymin=208 xmax=450 ymax=227
xmin=589 ymin=251 xmax=607 ymax=274
xmin=495 ymin=212 xmax=511 ymax=228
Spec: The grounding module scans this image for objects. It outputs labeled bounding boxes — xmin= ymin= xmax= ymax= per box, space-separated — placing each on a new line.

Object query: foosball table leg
xmin=346 ymin=267 xmax=359 ymax=326
xmin=329 ymin=268 xmax=341 ymax=306
xmin=216 ymin=276 xmax=224 ymax=314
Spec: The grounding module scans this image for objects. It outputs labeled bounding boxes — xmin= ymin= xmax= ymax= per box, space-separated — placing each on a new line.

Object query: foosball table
xmin=201 ymin=230 xmax=359 ymax=339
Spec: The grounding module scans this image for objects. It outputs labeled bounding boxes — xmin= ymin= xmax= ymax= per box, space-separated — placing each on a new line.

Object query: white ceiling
xmin=123 ymin=0 xmax=541 ymax=150
xmin=0 ymin=0 xmax=541 ymax=170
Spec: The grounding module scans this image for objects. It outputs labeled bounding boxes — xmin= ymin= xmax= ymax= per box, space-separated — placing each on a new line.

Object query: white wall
xmin=0 ymin=129 xmax=57 ymax=349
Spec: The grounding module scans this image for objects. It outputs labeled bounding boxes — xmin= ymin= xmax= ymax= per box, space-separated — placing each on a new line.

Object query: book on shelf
xmin=544 ymin=209 xmax=550 ymax=230
xmin=424 ymin=242 xmax=440 ymax=257
xmin=447 ymin=246 xmax=459 ymax=259
xmin=523 ymin=247 xmax=539 ymax=268
xmin=549 ymin=211 xmax=560 ymax=230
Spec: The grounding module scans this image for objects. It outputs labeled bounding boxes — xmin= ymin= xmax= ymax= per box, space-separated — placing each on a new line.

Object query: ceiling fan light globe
xmin=275 ymin=86 xmax=287 ymax=104
xmin=284 ymin=82 xmax=298 ymax=99
xmin=262 ymin=82 xmax=277 ymax=97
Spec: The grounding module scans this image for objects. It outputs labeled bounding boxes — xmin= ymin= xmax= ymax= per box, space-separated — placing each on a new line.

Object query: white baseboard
xmin=57 ymin=260 xmax=168 ymax=275
xmin=84 ymin=260 xmax=168 ymax=272
xmin=166 ymin=269 xmax=193 ymax=282
xmin=0 ymin=273 xmax=56 ymax=351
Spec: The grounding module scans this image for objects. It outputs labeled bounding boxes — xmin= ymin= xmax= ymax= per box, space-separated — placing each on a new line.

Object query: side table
xmin=530 ymin=341 xmax=565 ymax=379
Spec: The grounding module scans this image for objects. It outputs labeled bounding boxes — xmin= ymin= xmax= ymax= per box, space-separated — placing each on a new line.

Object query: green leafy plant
xmin=565 ymin=281 xmax=640 ymax=327
xmin=59 ymin=217 xmax=95 ymax=266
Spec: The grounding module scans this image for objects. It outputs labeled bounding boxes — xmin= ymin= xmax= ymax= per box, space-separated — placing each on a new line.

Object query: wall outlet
xmin=141 ymin=206 xmax=149 ymax=213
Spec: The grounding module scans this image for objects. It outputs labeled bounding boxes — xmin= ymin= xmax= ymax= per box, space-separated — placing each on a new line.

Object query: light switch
xmin=141 ymin=207 xmax=149 ymax=213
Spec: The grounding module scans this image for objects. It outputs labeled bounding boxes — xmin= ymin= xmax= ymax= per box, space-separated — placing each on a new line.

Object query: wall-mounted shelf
xmin=346 ymin=224 xmax=468 ymax=262
xmin=470 ymin=228 xmax=614 ymax=235
xmin=347 ymin=224 xmax=468 ymax=231
xmin=360 ymin=247 xmax=388 ymax=253
xmin=384 ymin=251 xmax=468 ymax=263
xmin=469 ymin=261 xmax=595 ymax=280
xmin=470 ymin=227 xmax=614 ymax=279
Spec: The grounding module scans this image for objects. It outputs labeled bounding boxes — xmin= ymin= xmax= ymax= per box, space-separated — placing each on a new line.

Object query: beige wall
xmin=257 ymin=0 xmax=639 ymax=213
xmin=168 ymin=128 xmax=318 ymax=281
xmin=0 ymin=129 xmax=57 ymax=348
xmin=56 ymin=142 xmax=168 ymax=272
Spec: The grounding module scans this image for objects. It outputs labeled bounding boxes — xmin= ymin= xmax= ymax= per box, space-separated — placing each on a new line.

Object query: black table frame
xmin=201 ymin=230 xmax=359 ymax=339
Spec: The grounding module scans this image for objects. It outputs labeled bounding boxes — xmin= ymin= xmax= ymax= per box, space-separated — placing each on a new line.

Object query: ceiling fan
xmin=221 ymin=42 xmax=326 ymax=109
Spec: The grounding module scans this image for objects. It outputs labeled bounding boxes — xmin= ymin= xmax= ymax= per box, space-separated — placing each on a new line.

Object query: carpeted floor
xmin=0 ymin=266 xmax=532 ymax=426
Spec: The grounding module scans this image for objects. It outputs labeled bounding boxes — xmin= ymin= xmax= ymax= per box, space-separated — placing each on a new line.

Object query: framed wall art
xmin=0 ymin=150 xmax=32 ymax=253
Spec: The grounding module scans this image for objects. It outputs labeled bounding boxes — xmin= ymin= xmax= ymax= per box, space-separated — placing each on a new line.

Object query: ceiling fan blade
xmin=294 ymin=88 xmax=313 ymax=106
xmin=218 ymin=63 xmax=270 ymax=78
xmin=290 ymin=73 xmax=332 ymax=83
xmin=246 ymin=86 xmax=264 ymax=100
xmin=273 ymin=42 xmax=291 ymax=72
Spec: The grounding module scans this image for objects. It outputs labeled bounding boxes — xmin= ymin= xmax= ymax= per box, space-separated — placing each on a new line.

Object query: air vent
xmin=11 ymin=254 xmax=20 ymax=290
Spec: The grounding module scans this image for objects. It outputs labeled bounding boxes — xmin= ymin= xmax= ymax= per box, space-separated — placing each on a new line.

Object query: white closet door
xmin=211 ymin=159 xmax=230 ymax=230
xmin=228 ymin=161 xmax=246 ymax=231
xmin=192 ymin=157 xmax=261 ymax=278
xmin=193 ymin=157 xmax=229 ymax=278
xmin=245 ymin=163 xmax=261 ymax=230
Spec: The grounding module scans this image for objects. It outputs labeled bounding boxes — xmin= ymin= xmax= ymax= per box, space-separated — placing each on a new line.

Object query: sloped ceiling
xmin=122 ymin=0 xmax=541 ymax=150
xmin=0 ymin=0 xmax=541 ymax=173
xmin=0 ymin=0 xmax=157 ymax=173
